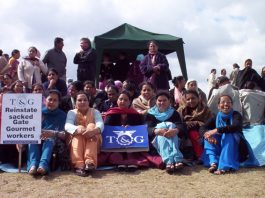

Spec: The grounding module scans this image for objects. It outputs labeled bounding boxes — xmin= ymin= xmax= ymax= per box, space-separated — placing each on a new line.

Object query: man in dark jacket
xmin=236 ymin=59 xmax=265 ymax=91
xmin=73 ymin=38 xmax=97 ymax=82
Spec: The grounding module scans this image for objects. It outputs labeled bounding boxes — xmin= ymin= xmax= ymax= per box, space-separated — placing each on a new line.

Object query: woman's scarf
xmin=185 ymin=79 xmax=198 ymax=92
xmin=148 ymin=106 xmax=175 ymax=122
xmin=75 ymin=108 xmax=95 ymax=127
xmin=216 ymin=109 xmax=233 ymax=128
xmin=75 ymin=107 xmax=101 ymax=147
xmin=23 ymin=56 xmax=40 ymax=85
xmin=178 ymin=102 xmax=211 ymax=124
xmin=133 ymin=95 xmax=155 ymax=111
xmin=105 ymin=107 xmax=139 ymax=116
xmin=42 ymin=107 xmax=66 ymax=131
xmin=23 ymin=56 xmax=39 ymax=61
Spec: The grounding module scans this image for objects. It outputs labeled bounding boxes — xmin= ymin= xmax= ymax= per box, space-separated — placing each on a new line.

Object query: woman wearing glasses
xmin=200 ymin=95 xmax=249 ymax=175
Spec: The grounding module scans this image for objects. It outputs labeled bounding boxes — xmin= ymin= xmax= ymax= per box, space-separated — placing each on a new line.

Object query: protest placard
xmin=0 ymin=94 xmax=42 ymax=144
xmin=101 ymin=125 xmax=149 ymax=152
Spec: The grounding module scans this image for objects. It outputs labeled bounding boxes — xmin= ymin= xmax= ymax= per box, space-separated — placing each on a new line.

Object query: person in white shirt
xmin=207 ymin=69 xmax=217 ymax=90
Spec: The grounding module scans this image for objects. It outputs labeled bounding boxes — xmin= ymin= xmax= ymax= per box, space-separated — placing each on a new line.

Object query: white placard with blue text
xmin=0 ymin=94 xmax=42 ymax=144
xmin=102 ymin=125 xmax=149 ymax=152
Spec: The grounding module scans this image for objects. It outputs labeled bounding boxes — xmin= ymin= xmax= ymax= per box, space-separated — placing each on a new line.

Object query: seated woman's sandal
xmin=28 ymin=166 xmax=37 ymax=176
xmin=174 ymin=162 xmax=184 ymax=170
xmin=214 ymin=169 xmax=235 ymax=175
xmin=208 ymin=163 xmax=217 ymax=173
xmin=166 ymin=164 xmax=175 ymax=174
xmin=37 ymin=167 xmax=47 ymax=176
xmin=75 ymin=168 xmax=88 ymax=177
xmin=84 ymin=163 xmax=95 ymax=172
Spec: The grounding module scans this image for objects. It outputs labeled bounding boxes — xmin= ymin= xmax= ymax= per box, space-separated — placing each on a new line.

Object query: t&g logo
xmin=106 ymin=130 xmax=144 ymax=146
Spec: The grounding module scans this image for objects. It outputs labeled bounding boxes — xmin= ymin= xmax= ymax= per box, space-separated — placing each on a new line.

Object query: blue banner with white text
xmin=102 ymin=125 xmax=149 ymax=152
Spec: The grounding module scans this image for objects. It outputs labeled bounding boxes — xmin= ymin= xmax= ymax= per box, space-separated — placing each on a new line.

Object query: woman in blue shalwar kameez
xmin=27 ymin=90 xmax=66 ymax=175
xmin=201 ymin=95 xmax=247 ymax=175
xmin=146 ymin=91 xmax=185 ymax=174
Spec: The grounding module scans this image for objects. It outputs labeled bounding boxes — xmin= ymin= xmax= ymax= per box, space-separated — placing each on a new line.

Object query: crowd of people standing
xmin=0 ymin=37 xmax=264 ymax=177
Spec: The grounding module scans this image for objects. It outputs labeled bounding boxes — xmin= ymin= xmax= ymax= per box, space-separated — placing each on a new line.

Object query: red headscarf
xmin=105 ymin=107 xmax=139 ymax=116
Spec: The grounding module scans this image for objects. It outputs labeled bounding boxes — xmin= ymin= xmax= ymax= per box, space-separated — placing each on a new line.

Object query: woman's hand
xmin=74 ymin=126 xmax=86 ymax=135
xmin=206 ymin=136 xmax=217 ymax=145
xmin=186 ymin=121 xmax=198 ymax=130
xmin=22 ymin=81 xmax=28 ymax=87
xmin=164 ymin=128 xmax=179 ymax=138
xmin=41 ymin=129 xmax=55 ymax=140
xmin=34 ymin=60 xmax=40 ymax=67
xmin=153 ymin=66 xmax=160 ymax=74
xmin=204 ymin=129 xmax=218 ymax=139
xmin=48 ymin=79 xmax=57 ymax=89
xmin=154 ymin=128 xmax=167 ymax=136
xmin=204 ymin=129 xmax=218 ymax=144
xmin=83 ymin=128 xmax=100 ymax=138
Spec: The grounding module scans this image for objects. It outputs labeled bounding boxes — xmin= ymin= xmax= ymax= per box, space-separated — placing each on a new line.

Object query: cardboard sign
xmin=0 ymin=94 xmax=42 ymax=144
xmin=101 ymin=125 xmax=149 ymax=152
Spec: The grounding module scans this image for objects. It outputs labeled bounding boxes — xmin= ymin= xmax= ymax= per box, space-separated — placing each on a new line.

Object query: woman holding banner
xmin=102 ymin=90 xmax=162 ymax=171
xmin=65 ymin=92 xmax=103 ymax=177
xmin=146 ymin=91 xmax=186 ymax=174
xmin=27 ymin=90 xmax=66 ymax=176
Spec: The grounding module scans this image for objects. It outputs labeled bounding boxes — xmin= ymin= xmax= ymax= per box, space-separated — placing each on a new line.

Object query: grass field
xmin=1 ymin=166 xmax=265 ymax=198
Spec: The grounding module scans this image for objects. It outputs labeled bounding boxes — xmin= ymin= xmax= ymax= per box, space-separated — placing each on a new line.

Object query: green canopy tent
xmin=93 ymin=23 xmax=187 ymax=83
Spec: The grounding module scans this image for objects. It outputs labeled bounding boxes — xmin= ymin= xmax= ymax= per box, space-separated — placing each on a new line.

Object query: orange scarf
xmin=75 ymin=108 xmax=95 ymax=127
xmin=75 ymin=108 xmax=102 ymax=147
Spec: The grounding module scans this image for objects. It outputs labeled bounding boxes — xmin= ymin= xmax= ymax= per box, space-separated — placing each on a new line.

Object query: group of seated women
xmin=0 ymin=79 xmax=262 ymax=177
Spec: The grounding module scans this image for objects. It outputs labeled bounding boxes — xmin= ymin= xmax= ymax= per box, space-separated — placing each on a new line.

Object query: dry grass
xmin=1 ymin=166 xmax=265 ymax=198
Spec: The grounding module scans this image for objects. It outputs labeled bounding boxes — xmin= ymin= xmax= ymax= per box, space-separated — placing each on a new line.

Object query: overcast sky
xmin=1 ymin=0 xmax=264 ymax=93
